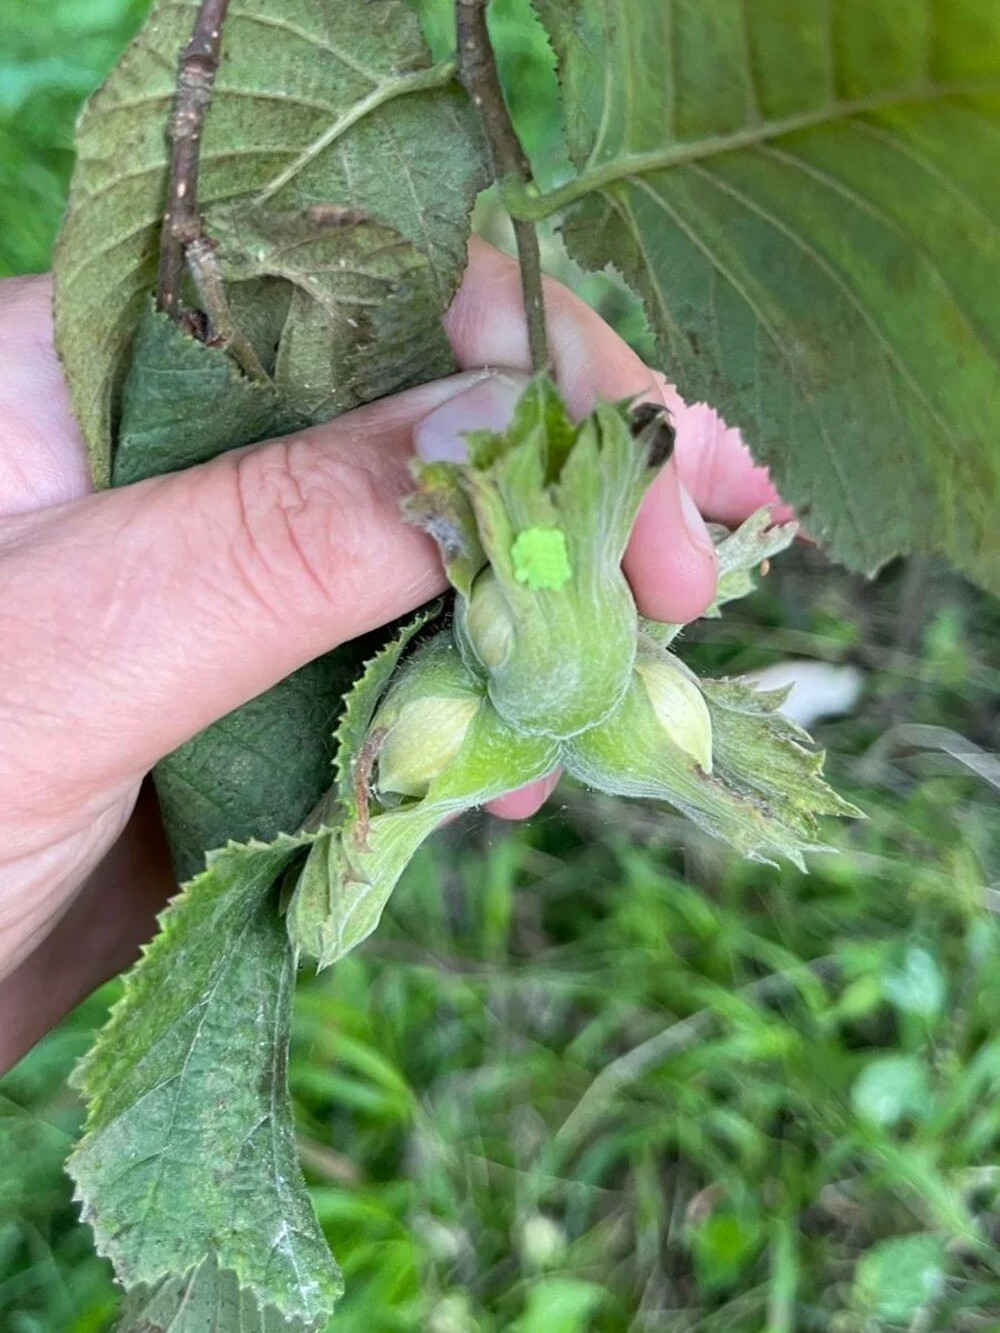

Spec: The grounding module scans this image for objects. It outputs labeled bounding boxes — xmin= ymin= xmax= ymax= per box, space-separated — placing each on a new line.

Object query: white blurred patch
xmin=743 ymin=660 xmax=864 ymax=728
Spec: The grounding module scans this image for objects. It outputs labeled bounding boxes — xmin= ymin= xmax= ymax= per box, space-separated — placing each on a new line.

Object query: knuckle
xmin=222 ymin=435 xmax=382 ymax=625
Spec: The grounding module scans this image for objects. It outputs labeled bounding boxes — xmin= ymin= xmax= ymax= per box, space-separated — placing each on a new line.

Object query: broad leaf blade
xmin=70 ymin=837 xmax=340 ymax=1332
xmin=55 ymin=0 xmax=487 ymax=484
xmin=534 ymin=0 xmax=1000 ymax=591
xmin=154 ymin=653 xmax=364 ymax=883
xmin=113 ymin=296 xmax=303 ymax=486
xmin=118 ymin=1257 xmax=315 ymax=1333
xmin=211 ymin=206 xmax=455 ymax=421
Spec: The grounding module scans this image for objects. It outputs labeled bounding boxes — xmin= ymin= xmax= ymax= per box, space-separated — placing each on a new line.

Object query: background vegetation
xmin=2 ymin=1 xmax=1000 ymax=1329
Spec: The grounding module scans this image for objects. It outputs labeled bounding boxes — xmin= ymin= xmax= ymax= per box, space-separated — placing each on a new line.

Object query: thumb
xmin=624 ymin=460 xmax=719 ymax=626
xmin=0 ymin=371 xmax=517 ymax=816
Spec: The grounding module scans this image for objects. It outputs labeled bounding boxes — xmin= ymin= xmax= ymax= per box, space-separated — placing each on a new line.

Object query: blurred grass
xmin=2 ymin=2 xmax=1000 ymax=1331
xmin=0 ymin=0 xmax=149 ymax=274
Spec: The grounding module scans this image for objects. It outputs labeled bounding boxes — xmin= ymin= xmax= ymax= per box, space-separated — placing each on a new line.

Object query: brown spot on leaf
xmin=306 ymin=204 xmax=368 ymax=228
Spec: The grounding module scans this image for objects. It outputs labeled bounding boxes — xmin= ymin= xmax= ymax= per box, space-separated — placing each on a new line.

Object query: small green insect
xmin=510 ymin=527 xmax=572 ymax=591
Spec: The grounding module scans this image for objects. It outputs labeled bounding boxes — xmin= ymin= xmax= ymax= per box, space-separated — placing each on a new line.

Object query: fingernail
xmin=413 ymin=372 xmax=529 ymax=463
xmin=679 ymin=484 xmax=716 ymax=558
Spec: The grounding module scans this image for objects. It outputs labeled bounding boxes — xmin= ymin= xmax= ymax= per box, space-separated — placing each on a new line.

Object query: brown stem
xmin=156 ymin=0 xmax=231 ymax=322
xmin=185 ymin=236 xmax=270 ymax=381
xmin=351 ymin=726 xmax=388 ymax=853
xmin=455 ymin=0 xmax=549 ymax=373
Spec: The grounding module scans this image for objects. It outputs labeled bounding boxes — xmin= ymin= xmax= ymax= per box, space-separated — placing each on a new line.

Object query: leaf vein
xmin=853 ymin=116 xmax=1000 ymax=251
xmin=514 ymin=77 xmax=1000 ymax=221
xmin=128 ymin=914 xmax=259 ymax=1258
xmin=624 ymin=173 xmax=863 ymax=544
xmin=757 ymin=140 xmax=1000 ymax=417
xmin=688 ymin=158 xmax=959 ymax=455
xmin=231 ymin=8 xmax=383 ymax=85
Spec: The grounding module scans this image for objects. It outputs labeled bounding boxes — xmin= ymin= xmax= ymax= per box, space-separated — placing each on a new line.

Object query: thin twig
xmin=455 ymin=0 xmax=549 ymax=372
xmin=156 ymin=0 xmax=231 ymax=322
xmin=185 ymin=236 xmax=270 ymax=381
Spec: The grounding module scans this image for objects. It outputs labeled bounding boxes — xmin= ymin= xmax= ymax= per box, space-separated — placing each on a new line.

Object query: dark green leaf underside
xmin=113 ymin=295 xmax=304 ymax=486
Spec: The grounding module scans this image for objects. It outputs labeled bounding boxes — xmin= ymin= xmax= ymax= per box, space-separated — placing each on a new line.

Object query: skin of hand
xmin=0 ymin=236 xmax=782 ymax=1071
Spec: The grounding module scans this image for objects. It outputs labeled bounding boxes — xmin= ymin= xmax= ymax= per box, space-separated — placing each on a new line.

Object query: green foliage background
xmin=2 ymin=2 xmax=1000 ymax=1331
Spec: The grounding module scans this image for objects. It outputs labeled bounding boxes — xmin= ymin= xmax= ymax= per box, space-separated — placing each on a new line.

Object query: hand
xmin=0 ymin=237 xmax=782 ymax=1070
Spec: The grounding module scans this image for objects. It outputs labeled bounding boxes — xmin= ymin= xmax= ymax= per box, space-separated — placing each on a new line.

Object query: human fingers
xmin=655 ymin=376 xmax=788 ymax=527
xmin=0 ymin=264 xmax=645 ymax=846
xmin=0 ymin=371 xmax=510 ymax=830
xmin=487 ymin=768 xmax=561 ymax=821
xmin=449 ymin=243 xmax=785 ymax=528
xmin=0 ymin=274 xmax=91 ymax=515
xmin=444 ymin=238 xmax=718 ymax=624
xmin=434 ymin=244 xmax=728 ymax=815
xmin=0 ymin=782 xmax=173 ymax=1075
